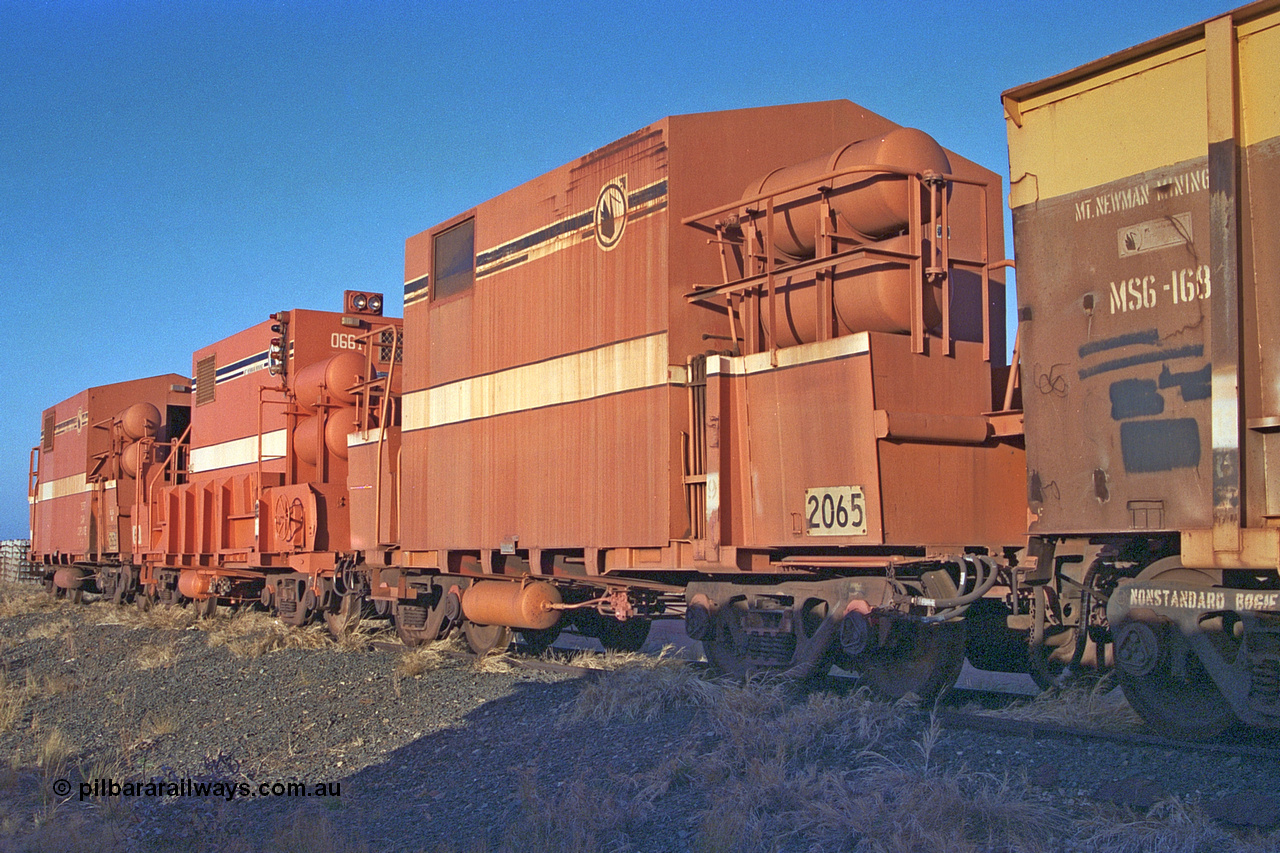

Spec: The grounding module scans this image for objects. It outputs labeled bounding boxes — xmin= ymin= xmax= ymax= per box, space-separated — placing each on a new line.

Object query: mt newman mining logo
xmin=63 ymin=777 xmax=341 ymax=801
xmin=595 ymin=179 xmax=628 ymax=250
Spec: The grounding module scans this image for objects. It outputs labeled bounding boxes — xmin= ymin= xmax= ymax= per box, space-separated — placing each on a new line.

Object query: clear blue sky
xmin=1 ymin=0 xmax=1233 ymax=538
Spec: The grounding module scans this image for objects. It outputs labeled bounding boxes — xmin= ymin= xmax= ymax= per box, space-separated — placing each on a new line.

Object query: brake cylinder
xmin=460 ymin=580 xmax=562 ymax=630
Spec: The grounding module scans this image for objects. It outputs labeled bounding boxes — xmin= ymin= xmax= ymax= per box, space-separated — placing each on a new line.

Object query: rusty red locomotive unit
xmin=27 ymin=3 xmax=1280 ymax=739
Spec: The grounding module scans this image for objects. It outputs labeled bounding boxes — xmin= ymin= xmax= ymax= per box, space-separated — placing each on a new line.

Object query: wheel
xmin=1028 ymin=561 xmax=1117 ymax=691
xmin=324 ymin=593 xmax=363 ymax=638
xmin=136 ymin=586 xmax=156 ymax=612
xmin=395 ymin=587 xmax=455 ymax=647
xmin=1115 ymin=558 xmax=1238 ymax=740
xmin=98 ymin=568 xmax=118 ymax=604
xmin=517 ymin=625 xmax=562 ymax=655
xmin=279 ymin=600 xmax=311 ymax=627
xmin=112 ymin=567 xmax=138 ymax=606
xmin=395 ymin=612 xmax=427 ymax=647
xmin=852 ymin=620 xmax=966 ymax=703
xmin=702 ymin=598 xmax=753 ymax=678
xmin=463 ymin=622 xmax=513 ymax=656
xmin=598 ymin=618 xmax=650 ymax=653
xmin=276 ymin=579 xmax=314 ymax=627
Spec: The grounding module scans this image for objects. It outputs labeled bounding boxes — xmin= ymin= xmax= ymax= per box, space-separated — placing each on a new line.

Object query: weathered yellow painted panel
xmin=1008 ymin=4 xmax=1280 ymax=207
xmin=1007 ymin=40 xmax=1207 ymax=207
xmin=1238 ymin=12 xmax=1280 ymax=146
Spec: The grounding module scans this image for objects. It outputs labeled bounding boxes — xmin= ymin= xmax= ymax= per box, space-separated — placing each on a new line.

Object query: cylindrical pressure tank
xmin=294 ymin=415 xmax=321 ymax=466
xmin=293 ymin=352 xmax=367 ymax=412
xmin=744 ymin=127 xmax=953 ymax=345
xmin=120 ymin=440 xmax=146 ymax=479
xmin=177 ymin=571 xmax=211 ymax=600
xmin=293 ymin=407 xmax=360 ymax=466
xmin=743 ymin=127 xmax=951 ymax=260
xmin=324 ymin=406 xmax=359 ymax=461
xmin=119 ymin=402 xmax=161 ymax=440
xmin=460 ymin=580 xmax=563 ymax=631
xmin=53 ymin=567 xmax=87 ymax=590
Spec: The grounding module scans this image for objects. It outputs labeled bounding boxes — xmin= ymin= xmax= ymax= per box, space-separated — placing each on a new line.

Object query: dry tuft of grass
xmin=133 ymin=642 xmax=178 ymax=671
xmin=1072 ymin=797 xmax=1280 ymax=853
xmin=94 ymin=601 xmax=197 ymax=632
xmin=999 ymin=673 xmax=1144 ymax=731
xmin=40 ymin=673 xmax=81 ymax=695
xmin=138 ymin=708 xmax=179 ymax=740
xmin=534 ymin=666 xmax=1071 ymax=853
xmin=200 ymin=610 xmax=328 ymax=658
xmin=37 ymin=727 xmax=75 ymax=799
xmin=0 ymin=670 xmax=27 ymax=733
xmin=393 ymin=643 xmax=448 ymax=679
xmin=0 ymin=582 xmax=63 ymax=618
xmin=567 ymin=644 xmax=688 ymax=672
xmin=499 ymin=771 xmax=659 ymax=853
xmin=23 ymin=618 xmax=72 ymax=642
xmin=568 ymin=653 xmax=727 ymax=722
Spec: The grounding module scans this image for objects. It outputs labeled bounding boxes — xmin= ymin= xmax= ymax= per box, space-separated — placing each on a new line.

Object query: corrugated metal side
xmin=402 ymin=100 xmax=1013 ymax=561
xmin=401 ymin=123 xmax=675 ymax=553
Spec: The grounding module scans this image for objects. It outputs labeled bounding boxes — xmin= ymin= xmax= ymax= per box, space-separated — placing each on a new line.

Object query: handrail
xmin=682 ymin=162 xmax=921 ymax=228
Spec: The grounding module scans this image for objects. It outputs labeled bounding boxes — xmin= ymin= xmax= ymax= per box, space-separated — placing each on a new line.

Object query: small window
xmin=432 ymin=218 xmax=475 ymax=301
xmin=195 ymin=355 xmax=217 ymax=406
xmin=378 ymin=328 xmax=404 ymax=363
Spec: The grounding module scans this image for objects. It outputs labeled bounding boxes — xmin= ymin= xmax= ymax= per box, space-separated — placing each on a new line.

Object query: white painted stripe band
xmin=189 ymin=429 xmax=288 ymax=474
xmin=706 ymin=333 xmax=870 ymax=377
xmin=348 ymin=427 xmax=391 ymax=448
xmin=403 ymin=333 xmax=676 ymax=431
xmin=35 ymin=475 xmax=116 ymax=503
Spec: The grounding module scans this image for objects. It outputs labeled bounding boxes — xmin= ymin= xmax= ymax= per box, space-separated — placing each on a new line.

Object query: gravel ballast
xmin=2 ymin=586 xmax=1279 ymax=853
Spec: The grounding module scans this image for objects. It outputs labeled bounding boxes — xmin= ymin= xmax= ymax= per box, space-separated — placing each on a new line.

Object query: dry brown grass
xmin=199 ymin=609 xmax=329 ymax=657
xmin=22 ymin=618 xmax=72 ymax=642
xmin=0 ymin=669 xmax=27 ymax=733
xmin=998 ymin=673 xmax=1145 ymax=731
xmin=93 ymin=600 xmax=197 ymax=632
xmin=138 ymin=708 xmax=179 ymax=740
xmin=0 ymin=669 xmax=81 ymax=737
xmin=195 ymin=608 xmax=385 ymax=657
xmin=133 ymin=642 xmax=178 ymax=671
xmin=268 ymin=809 xmax=371 ymax=853
xmin=1072 ymin=797 xmax=1280 ymax=853
xmin=566 ymin=644 xmax=687 ymax=672
xmin=0 ymin=581 xmax=62 ymax=618
xmin=391 ymin=635 xmax=470 ymax=695
xmin=498 ymin=771 xmax=660 ymax=853
xmin=537 ymin=667 xmax=1067 ymax=853
xmin=568 ymin=661 xmax=731 ymax=723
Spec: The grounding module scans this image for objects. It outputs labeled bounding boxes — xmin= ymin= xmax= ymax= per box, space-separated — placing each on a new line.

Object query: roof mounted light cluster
xmin=344 ymin=290 xmax=384 ymax=316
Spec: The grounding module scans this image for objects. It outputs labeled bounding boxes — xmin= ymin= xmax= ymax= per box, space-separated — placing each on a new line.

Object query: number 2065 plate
xmin=805 ymin=486 xmax=868 ymax=536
